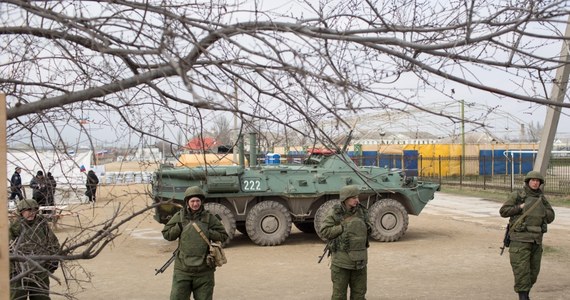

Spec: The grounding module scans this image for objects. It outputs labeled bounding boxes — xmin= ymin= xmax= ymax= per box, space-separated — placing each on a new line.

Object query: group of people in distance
xmin=9 ymin=167 xmax=99 ymax=204
xmin=8 ymin=169 xmax=555 ymax=300
xmin=10 ymin=167 xmax=56 ymax=206
xmin=10 ymin=168 xmax=57 ymax=207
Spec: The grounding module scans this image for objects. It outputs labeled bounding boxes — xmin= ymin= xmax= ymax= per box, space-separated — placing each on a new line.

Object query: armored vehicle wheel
xmin=294 ymin=222 xmax=316 ymax=234
xmin=204 ymin=203 xmax=237 ymax=245
xmin=246 ymin=201 xmax=292 ymax=246
xmin=314 ymin=200 xmax=340 ymax=241
xmin=369 ymin=199 xmax=408 ymax=242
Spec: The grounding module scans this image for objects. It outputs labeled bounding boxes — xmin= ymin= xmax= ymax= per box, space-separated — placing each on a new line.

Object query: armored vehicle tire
xmin=246 ymin=201 xmax=292 ymax=246
xmin=369 ymin=199 xmax=409 ymax=242
xmin=204 ymin=203 xmax=237 ymax=245
xmin=294 ymin=222 xmax=316 ymax=234
xmin=314 ymin=200 xmax=340 ymax=241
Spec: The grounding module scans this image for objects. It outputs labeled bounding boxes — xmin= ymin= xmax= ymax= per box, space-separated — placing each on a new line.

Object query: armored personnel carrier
xmin=152 ymin=133 xmax=440 ymax=246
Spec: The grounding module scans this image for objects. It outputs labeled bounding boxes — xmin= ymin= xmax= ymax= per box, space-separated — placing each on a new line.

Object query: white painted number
xmin=243 ymin=180 xmax=261 ymax=191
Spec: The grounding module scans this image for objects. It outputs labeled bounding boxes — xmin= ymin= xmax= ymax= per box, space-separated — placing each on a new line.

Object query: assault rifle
xmin=318 ymin=243 xmax=330 ymax=264
xmin=500 ymin=224 xmax=511 ymax=256
xmin=155 ymin=248 xmax=178 ymax=275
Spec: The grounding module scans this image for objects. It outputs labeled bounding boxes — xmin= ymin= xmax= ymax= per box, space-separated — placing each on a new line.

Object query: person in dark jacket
xmin=9 ymin=167 xmax=24 ymax=201
xmin=162 ymin=186 xmax=228 ymax=300
xmin=499 ymin=171 xmax=555 ymax=300
xmin=85 ymin=170 xmax=99 ymax=203
xmin=319 ymin=185 xmax=372 ymax=300
xmin=9 ymin=199 xmax=60 ymax=300
xmin=30 ymin=171 xmax=48 ymax=206
xmin=46 ymin=172 xmax=57 ymax=206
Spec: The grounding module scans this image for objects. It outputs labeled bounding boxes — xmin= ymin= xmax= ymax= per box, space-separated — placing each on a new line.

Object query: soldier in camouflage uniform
xmin=319 ymin=185 xmax=372 ymax=300
xmin=500 ymin=171 xmax=555 ymax=300
xmin=162 ymin=186 xmax=228 ymax=300
xmin=9 ymin=199 xmax=60 ymax=300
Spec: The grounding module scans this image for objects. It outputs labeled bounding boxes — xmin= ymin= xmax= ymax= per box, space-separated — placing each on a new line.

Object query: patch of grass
xmin=439 ymin=186 xmax=508 ymax=202
xmin=542 ymin=244 xmax=569 ymax=260
xmin=440 ymin=186 xmax=570 ymax=208
xmin=542 ymin=245 xmax=559 ymax=255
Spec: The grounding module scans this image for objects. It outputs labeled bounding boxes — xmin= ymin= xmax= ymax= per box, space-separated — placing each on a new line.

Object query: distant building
xmin=134 ymin=147 xmax=162 ymax=161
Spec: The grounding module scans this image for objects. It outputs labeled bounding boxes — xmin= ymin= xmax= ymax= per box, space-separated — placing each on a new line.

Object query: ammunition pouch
xmin=525 ymin=225 xmax=542 ymax=233
xmin=347 ymin=249 xmax=367 ymax=262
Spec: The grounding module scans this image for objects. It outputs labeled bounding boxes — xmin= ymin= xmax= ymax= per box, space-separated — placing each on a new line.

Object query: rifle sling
xmin=192 ymin=222 xmax=212 ymax=246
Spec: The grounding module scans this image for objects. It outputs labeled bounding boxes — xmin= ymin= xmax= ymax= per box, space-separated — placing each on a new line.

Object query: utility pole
xmin=461 ymin=99 xmax=465 ymax=177
xmin=1 ymin=93 xmax=9 ymax=300
xmin=534 ymin=16 xmax=570 ymax=174
xmin=233 ymin=78 xmax=239 ymax=164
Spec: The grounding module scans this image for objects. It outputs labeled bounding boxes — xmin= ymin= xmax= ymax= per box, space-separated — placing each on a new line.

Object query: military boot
xmin=518 ymin=291 xmax=529 ymax=300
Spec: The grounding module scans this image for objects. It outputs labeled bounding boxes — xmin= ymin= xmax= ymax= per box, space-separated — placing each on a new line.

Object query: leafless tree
xmin=207 ymin=115 xmax=232 ymax=146
xmin=527 ymin=121 xmax=544 ymax=142
xmin=2 ymin=0 xmax=570 ymax=298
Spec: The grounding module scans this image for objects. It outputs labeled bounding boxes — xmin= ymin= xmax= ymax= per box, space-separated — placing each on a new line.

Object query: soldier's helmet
xmin=339 ymin=185 xmax=360 ymax=201
xmin=184 ymin=186 xmax=205 ymax=201
xmin=17 ymin=199 xmax=39 ymax=212
xmin=524 ymin=171 xmax=545 ymax=185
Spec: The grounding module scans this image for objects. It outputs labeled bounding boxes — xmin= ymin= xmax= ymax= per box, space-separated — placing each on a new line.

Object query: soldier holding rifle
xmin=161 ymin=186 xmax=228 ymax=300
xmin=499 ymin=171 xmax=555 ymax=300
xmin=319 ymin=185 xmax=372 ymax=300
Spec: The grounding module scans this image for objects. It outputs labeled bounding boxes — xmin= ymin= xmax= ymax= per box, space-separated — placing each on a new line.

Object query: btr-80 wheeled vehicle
xmin=152 ymin=133 xmax=440 ymax=246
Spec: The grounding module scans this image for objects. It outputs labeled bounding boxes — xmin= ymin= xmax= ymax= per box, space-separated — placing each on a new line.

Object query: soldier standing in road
xmin=319 ymin=185 xmax=372 ymax=300
xmin=161 ymin=186 xmax=228 ymax=300
xmin=500 ymin=171 xmax=555 ymax=300
xmin=9 ymin=199 xmax=60 ymax=300
xmin=9 ymin=166 xmax=24 ymax=201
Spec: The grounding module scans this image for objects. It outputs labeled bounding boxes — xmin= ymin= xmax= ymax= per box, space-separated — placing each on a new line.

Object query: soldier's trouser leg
xmin=170 ymin=271 xmax=192 ymax=300
xmin=170 ymin=271 xmax=215 ymax=300
xmin=348 ymin=267 xmax=367 ymax=300
xmin=331 ymin=265 xmax=350 ymax=300
xmin=28 ymin=274 xmax=51 ymax=300
xmin=529 ymin=243 xmax=542 ymax=287
xmin=192 ymin=272 xmax=215 ymax=300
xmin=510 ymin=241 xmax=542 ymax=293
xmin=11 ymin=274 xmax=51 ymax=300
xmin=10 ymin=279 xmax=26 ymax=300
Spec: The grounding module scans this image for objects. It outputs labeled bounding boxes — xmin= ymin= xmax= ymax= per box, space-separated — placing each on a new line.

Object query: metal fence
xmin=415 ymin=155 xmax=570 ymax=195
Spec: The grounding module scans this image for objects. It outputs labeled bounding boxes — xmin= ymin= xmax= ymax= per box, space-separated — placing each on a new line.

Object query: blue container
xmin=265 ymin=153 xmax=281 ymax=165
xmin=272 ymin=153 xmax=281 ymax=165
xmin=264 ymin=153 xmax=272 ymax=164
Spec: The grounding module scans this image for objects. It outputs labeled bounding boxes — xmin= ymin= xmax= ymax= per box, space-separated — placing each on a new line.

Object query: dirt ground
xmin=48 ymin=184 xmax=570 ymax=300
